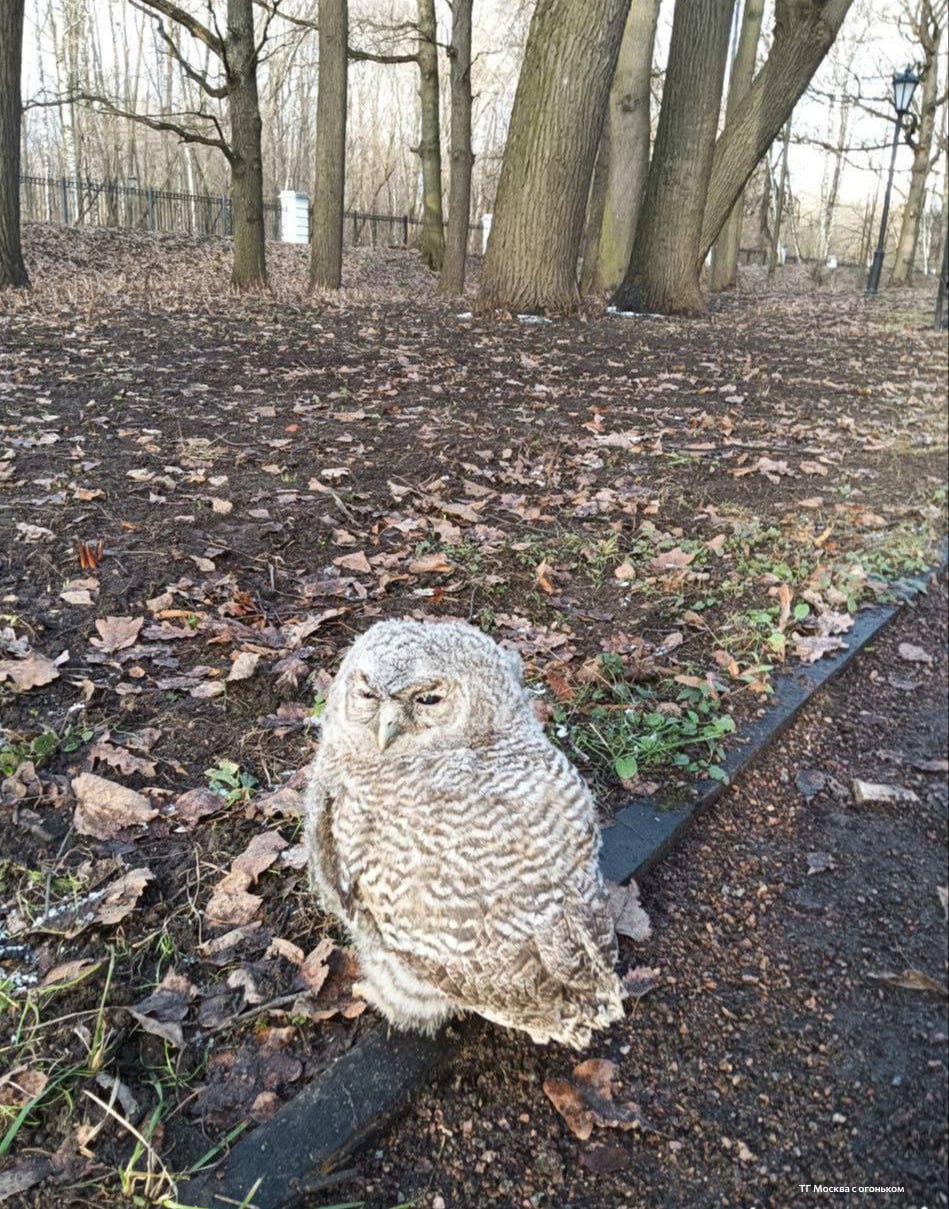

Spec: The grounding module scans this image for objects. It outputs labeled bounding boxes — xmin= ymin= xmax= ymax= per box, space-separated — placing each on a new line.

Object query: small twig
xmin=206 ymin=992 xmax=300 ymax=1034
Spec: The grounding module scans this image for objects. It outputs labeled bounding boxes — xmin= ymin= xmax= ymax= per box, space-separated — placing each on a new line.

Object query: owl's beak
xmin=377 ymin=700 xmax=404 ymax=752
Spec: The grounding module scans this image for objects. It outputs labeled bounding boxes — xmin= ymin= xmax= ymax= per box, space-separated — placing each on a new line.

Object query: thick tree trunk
xmin=614 ymin=0 xmax=735 ymax=315
xmin=891 ymin=24 xmax=940 ymax=285
xmin=579 ymin=117 xmax=612 ymax=294
xmin=584 ymin=0 xmax=660 ymax=295
xmin=709 ymin=0 xmax=765 ymax=292
xmin=227 ymin=0 xmax=268 ymax=290
xmin=478 ymin=0 xmax=629 ymax=313
xmin=310 ymin=0 xmax=348 ymax=290
xmin=439 ymin=0 xmax=473 ymax=295
xmin=0 ymin=0 xmax=29 ymax=288
xmin=700 ymin=0 xmax=854 ymax=261
xmin=416 ymin=0 xmax=444 ymax=272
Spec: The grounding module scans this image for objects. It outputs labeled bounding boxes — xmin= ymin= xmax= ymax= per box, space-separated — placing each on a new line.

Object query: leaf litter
xmin=0 ymin=225 xmax=945 ymax=1192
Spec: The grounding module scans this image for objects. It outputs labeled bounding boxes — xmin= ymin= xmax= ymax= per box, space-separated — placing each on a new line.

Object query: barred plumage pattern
xmin=303 ymin=619 xmax=624 ymax=1048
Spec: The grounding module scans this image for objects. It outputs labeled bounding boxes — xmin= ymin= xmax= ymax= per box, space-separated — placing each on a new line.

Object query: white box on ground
xmin=280 ymin=190 xmax=309 ymax=244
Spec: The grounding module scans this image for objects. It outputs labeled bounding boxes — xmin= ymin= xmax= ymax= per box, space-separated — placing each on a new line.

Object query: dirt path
xmin=351 ymin=576 xmax=949 ymax=1209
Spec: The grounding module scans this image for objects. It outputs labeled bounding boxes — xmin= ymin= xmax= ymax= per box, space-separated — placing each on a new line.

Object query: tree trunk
xmin=227 ymin=0 xmax=268 ymax=290
xmin=768 ymin=118 xmax=791 ymax=278
xmin=579 ymin=116 xmax=612 ymax=294
xmin=614 ymin=0 xmax=735 ymax=315
xmin=700 ymin=0 xmax=854 ymax=261
xmin=709 ymin=0 xmax=765 ymax=292
xmin=310 ymin=0 xmax=348 ymax=290
xmin=816 ymin=96 xmax=849 ymax=261
xmin=585 ymin=0 xmax=661 ymax=294
xmin=439 ymin=0 xmax=473 ymax=295
xmin=891 ymin=12 xmax=941 ymax=286
xmin=0 ymin=0 xmax=29 ymax=288
xmin=416 ymin=0 xmax=444 ymax=272
xmin=478 ymin=0 xmax=630 ymax=313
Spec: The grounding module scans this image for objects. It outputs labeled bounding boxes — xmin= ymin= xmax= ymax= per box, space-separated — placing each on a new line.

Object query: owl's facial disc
xmin=351 ymin=670 xmax=457 ymax=752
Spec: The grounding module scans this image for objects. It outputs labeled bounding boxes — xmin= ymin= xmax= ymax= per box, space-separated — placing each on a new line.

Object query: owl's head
xmin=322 ymin=619 xmax=528 ymax=756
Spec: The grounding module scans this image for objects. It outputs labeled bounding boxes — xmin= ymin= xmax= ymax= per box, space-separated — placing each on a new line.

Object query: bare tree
xmin=439 ymin=0 xmax=473 ymax=295
xmin=0 ymin=0 xmax=29 ymax=288
xmin=582 ymin=0 xmax=660 ymax=294
xmin=709 ymin=0 xmax=765 ymax=292
xmin=614 ymin=0 xmax=735 ymax=315
xmin=891 ymin=0 xmax=947 ymax=285
xmin=700 ymin=0 xmax=855 ymax=261
xmin=768 ymin=117 xmax=792 ymax=277
xmin=310 ymin=0 xmax=347 ymax=289
xmin=67 ymin=0 xmax=271 ymax=289
xmin=415 ymin=0 xmax=444 ymax=270
xmin=477 ymin=0 xmax=630 ymax=313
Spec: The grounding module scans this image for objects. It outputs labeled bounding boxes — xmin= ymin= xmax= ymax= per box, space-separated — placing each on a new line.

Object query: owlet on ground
xmin=303 ymin=618 xmax=625 ymax=1048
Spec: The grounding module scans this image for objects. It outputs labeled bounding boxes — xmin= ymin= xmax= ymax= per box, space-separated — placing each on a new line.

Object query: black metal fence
xmin=19 ymin=174 xmax=484 ymax=253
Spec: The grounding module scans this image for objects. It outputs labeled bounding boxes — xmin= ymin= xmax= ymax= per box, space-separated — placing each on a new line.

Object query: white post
xmin=280 ymin=190 xmax=310 ymax=244
xmin=481 ymin=212 xmax=492 ymax=255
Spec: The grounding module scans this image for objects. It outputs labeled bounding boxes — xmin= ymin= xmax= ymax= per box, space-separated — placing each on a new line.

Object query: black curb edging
xmin=180 ymin=551 xmax=948 ymax=1209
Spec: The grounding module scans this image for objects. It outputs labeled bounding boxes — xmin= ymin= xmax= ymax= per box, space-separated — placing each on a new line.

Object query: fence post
xmin=61 ymin=177 xmax=69 ymax=224
xmin=146 ymin=187 xmax=155 ymax=232
xmin=402 ymin=215 xmax=408 ymax=247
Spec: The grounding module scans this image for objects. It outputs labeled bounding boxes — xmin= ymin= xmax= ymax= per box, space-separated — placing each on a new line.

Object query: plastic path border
xmin=180 ymin=552 xmax=947 ymax=1209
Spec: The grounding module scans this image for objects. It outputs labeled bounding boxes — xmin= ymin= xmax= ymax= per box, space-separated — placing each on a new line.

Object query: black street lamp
xmin=865 ymin=66 xmax=920 ymax=295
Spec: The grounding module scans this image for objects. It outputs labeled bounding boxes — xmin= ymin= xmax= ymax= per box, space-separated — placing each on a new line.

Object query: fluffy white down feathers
xmin=303 ymin=618 xmax=624 ymax=1048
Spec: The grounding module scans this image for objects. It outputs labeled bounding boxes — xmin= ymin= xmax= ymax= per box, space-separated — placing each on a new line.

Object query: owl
xmin=302 ymin=618 xmax=624 ymax=1049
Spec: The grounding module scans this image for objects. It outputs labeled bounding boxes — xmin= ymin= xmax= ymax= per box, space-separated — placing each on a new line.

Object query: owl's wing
xmin=303 ymin=769 xmax=362 ymax=929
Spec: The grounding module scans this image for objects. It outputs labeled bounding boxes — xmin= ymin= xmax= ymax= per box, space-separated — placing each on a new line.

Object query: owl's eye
xmin=415 ymin=692 xmax=443 ymax=706
xmin=359 ymin=689 xmax=378 ymax=701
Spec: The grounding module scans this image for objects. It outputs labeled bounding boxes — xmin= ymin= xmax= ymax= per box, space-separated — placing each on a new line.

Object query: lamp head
xmin=892 ymin=65 xmax=919 ymax=116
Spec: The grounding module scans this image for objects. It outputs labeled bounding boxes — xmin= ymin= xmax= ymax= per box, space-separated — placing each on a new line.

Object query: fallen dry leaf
xmin=72 ymin=772 xmax=157 ymax=840
xmin=867 ymin=968 xmax=947 ymax=996
xmin=0 ymin=1156 xmax=53 ymax=1201
xmin=622 ymin=966 xmax=661 ymax=1000
xmin=129 ymin=970 xmax=196 ymax=1048
xmin=543 ymin=1058 xmax=647 ymax=1141
xmin=227 ymin=651 xmax=260 ymax=682
xmin=171 ymin=786 xmax=223 ymax=827
xmin=535 ymin=558 xmax=557 ymax=594
xmin=408 ymin=552 xmax=456 ymax=575
xmin=607 ymin=881 xmax=652 ymax=942
xmin=15 ymin=522 xmax=55 ymax=542
xmin=897 ymin=642 xmax=932 ymax=665
xmin=791 ymin=633 xmax=848 ymax=663
xmin=89 ymin=741 xmax=157 ymax=778
xmin=39 ymin=959 xmax=101 ymax=988
xmin=205 ymin=869 xmax=262 ymax=927
xmin=334 ymin=550 xmax=372 ymax=574
xmin=231 ymin=831 xmax=288 ymax=883
xmin=90 ymin=615 xmax=143 ymax=654
xmin=649 ymin=547 xmax=695 ymax=573
xmin=31 ymin=867 xmax=154 ymax=939
xmin=0 ymin=651 xmax=61 ymax=691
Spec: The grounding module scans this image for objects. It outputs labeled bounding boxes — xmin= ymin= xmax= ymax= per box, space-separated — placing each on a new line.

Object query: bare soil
xmin=352 ymin=576 xmax=949 ymax=1209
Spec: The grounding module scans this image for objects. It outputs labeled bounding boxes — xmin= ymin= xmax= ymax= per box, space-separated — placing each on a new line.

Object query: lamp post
xmin=865 ymin=66 xmax=919 ymax=295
